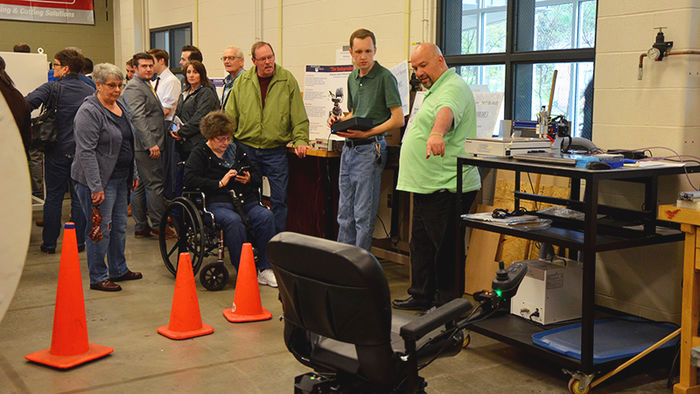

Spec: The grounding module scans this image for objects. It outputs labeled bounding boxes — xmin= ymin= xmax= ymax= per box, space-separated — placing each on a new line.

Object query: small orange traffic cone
xmin=158 ymin=253 xmax=214 ymax=339
xmin=223 ymin=243 xmax=272 ymax=323
xmin=25 ymin=222 xmax=113 ymax=369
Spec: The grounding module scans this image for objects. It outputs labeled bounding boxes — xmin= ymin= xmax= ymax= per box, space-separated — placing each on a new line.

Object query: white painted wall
xmin=116 ymin=0 xmax=435 ymax=86
xmin=592 ymin=0 xmax=700 ymax=322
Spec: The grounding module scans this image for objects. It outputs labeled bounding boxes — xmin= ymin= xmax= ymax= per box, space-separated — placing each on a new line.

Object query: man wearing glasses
xmin=224 ymin=41 xmax=309 ymax=235
xmin=220 ymin=46 xmax=245 ymax=109
xmin=25 ymin=49 xmax=95 ymax=254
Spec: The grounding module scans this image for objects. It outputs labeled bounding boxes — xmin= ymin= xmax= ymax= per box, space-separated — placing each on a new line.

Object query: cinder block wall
xmin=592 ymin=0 xmax=700 ymax=322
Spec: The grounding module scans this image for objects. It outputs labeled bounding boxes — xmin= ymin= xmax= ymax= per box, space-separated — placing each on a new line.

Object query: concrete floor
xmin=0 ymin=209 xmax=676 ymax=393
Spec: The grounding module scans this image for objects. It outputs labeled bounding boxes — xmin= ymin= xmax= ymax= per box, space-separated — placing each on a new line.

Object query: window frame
xmin=436 ymin=0 xmax=597 ymax=126
xmin=149 ymin=22 xmax=193 ymax=73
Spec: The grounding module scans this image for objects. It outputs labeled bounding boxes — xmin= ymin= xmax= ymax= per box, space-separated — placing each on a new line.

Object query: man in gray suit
xmin=122 ymin=52 xmax=167 ymax=238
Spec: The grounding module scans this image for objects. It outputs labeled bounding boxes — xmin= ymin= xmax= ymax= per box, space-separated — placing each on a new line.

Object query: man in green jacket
xmin=225 ymin=41 xmax=309 ymax=234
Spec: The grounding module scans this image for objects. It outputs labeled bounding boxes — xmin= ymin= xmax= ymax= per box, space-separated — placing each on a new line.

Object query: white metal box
xmin=464 ymin=137 xmax=552 ymax=157
xmin=510 ymin=258 xmax=582 ymax=325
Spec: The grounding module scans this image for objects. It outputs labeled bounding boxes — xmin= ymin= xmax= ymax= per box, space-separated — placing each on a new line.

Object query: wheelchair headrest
xmin=267 ymin=232 xmax=392 ymax=346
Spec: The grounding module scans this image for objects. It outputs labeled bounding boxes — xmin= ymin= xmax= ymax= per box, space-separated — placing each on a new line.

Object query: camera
xmin=329 ymin=88 xmax=344 ymax=120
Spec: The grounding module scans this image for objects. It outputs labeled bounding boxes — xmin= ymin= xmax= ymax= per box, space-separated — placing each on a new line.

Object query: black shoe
xmin=40 ymin=244 xmax=56 ymax=254
xmin=392 ymin=296 xmax=432 ymax=311
xmin=77 ymin=244 xmax=85 ymax=253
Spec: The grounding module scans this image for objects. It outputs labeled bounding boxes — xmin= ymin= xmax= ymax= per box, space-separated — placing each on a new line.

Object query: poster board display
xmin=303 ymin=65 xmax=353 ymax=143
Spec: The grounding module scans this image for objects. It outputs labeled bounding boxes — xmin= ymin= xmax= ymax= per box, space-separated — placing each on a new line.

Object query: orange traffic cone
xmin=223 ymin=243 xmax=272 ymax=322
xmin=25 ymin=222 xmax=113 ymax=369
xmin=158 ymin=253 xmax=214 ymax=339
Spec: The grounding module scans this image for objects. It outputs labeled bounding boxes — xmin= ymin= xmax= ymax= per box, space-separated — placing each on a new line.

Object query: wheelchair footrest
xmin=294 ymin=373 xmax=334 ymax=394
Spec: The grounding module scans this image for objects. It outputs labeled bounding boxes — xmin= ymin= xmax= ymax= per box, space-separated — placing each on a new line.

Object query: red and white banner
xmin=0 ymin=0 xmax=94 ymax=25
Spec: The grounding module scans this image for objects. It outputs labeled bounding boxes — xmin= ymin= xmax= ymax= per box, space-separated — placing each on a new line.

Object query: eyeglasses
xmin=52 ymin=63 xmax=63 ymax=68
xmin=213 ymin=135 xmax=232 ymax=143
xmin=221 ymin=56 xmax=241 ymax=61
xmin=254 ymin=55 xmax=274 ymax=62
xmin=104 ymin=82 xmax=124 ymax=89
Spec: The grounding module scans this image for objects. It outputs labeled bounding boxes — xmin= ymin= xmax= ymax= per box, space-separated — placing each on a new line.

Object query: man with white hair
xmin=220 ymin=46 xmax=245 ymax=109
xmin=392 ymin=43 xmax=481 ymax=311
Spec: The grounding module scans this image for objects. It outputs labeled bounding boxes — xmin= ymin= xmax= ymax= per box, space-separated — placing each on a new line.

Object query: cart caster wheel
xmin=568 ymin=378 xmax=590 ymax=394
xmin=462 ymin=334 xmax=471 ymax=348
xmin=200 ymin=263 xmax=228 ymax=291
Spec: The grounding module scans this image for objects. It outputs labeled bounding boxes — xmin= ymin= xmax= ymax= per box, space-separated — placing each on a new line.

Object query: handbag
xmin=30 ymin=81 xmax=61 ymax=152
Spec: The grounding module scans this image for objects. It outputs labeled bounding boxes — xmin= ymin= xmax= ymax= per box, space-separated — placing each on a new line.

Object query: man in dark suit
xmin=122 ymin=52 xmax=167 ymax=238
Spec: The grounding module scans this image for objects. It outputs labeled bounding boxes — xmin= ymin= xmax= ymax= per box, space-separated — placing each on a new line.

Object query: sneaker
xmin=257 ymin=269 xmax=278 ymax=288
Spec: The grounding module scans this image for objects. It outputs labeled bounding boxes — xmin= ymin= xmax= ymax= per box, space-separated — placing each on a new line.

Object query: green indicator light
xmin=495 ymin=288 xmax=502 ymax=297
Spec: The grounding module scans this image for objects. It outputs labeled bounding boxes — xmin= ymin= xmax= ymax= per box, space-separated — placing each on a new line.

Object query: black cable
xmin=376 ymin=214 xmax=392 ymax=240
xmin=526 ymin=172 xmax=539 ymax=210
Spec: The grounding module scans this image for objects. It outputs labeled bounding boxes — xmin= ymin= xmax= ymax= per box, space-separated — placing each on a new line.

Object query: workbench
xmin=658 ymin=205 xmax=700 ymax=394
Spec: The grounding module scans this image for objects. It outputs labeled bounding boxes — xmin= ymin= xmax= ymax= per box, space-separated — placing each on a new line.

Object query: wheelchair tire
xmin=200 ymin=263 xmax=229 ymax=291
xmin=159 ymin=197 xmax=205 ymax=277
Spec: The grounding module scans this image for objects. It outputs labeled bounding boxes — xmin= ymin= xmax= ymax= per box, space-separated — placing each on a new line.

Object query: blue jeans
xmin=337 ymin=138 xmax=387 ymax=251
xmin=43 ymin=152 xmax=86 ymax=248
xmin=208 ymin=201 xmax=276 ymax=271
xmin=237 ymin=144 xmax=288 ymax=234
xmin=75 ymin=178 xmax=130 ymax=285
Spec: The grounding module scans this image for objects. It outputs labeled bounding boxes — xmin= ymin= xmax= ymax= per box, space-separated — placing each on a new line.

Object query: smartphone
xmin=171 ymin=123 xmax=178 ymax=131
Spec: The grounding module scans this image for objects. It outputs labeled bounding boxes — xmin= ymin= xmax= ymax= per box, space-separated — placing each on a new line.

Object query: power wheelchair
xmin=267 ymin=232 xmax=527 ymax=393
xmin=158 ymin=187 xmax=262 ymax=291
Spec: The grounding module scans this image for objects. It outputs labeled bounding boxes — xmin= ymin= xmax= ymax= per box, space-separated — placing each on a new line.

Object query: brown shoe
xmin=134 ymin=228 xmax=152 ymax=238
xmin=151 ymin=226 xmax=177 ymax=239
xmin=90 ymin=279 xmax=122 ymax=291
xmin=35 ymin=218 xmax=44 ymax=227
xmin=111 ymin=270 xmax=143 ymax=282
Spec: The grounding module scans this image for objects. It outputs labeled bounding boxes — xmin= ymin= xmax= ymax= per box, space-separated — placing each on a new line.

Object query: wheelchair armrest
xmin=399 ymin=298 xmax=472 ymax=342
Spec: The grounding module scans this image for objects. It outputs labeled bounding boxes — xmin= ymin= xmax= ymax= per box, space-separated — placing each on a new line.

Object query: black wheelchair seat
xmin=267 ymin=232 xmax=473 ymax=393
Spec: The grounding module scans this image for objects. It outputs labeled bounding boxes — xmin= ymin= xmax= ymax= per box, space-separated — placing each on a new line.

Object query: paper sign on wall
xmin=389 ymin=60 xmax=411 ymax=116
xmin=473 ymin=92 xmax=504 ymax=138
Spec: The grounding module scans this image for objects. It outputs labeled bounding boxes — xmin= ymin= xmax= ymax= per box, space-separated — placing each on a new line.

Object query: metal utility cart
xmin=456 ymin=156 xmax=700 ymax=392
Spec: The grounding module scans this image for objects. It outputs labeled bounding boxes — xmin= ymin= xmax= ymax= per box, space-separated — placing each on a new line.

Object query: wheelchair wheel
xmin=159 ymin=198 xmax=205 ymax=277
xmin=200 ymin=262 xmax=229 ymax=291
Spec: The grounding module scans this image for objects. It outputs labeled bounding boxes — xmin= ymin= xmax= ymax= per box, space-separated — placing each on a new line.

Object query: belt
xmin=344 ymin=136 xmax=383 ymax=148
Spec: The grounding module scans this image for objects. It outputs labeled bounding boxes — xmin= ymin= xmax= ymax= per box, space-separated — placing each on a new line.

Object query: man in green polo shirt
xmin=392 ymin=43 xmax=481 ymax=311
xmin=328 ymin=28 xmax=404 ymax=251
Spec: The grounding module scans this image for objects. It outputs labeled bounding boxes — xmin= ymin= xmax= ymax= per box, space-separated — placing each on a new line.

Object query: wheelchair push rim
xmin=159 ymin=197 xmax=205 ymax=277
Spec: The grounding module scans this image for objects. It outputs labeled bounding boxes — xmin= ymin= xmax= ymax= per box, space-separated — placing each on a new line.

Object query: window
xmin=149 ymin=23 xmax=192 ymax=72
xmin=438 ymin=0 xmax=596 ymax=137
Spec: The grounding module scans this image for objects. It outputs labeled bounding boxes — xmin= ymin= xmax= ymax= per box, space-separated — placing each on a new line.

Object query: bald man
xmin=392 ymin=43 xmax=481 ymax=311
xmin=220 ymin=46 xmax=245 ymax=108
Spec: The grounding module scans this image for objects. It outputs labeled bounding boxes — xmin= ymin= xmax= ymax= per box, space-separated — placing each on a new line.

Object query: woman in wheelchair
xmin=183 ymin=111 xmax=278 ymax=288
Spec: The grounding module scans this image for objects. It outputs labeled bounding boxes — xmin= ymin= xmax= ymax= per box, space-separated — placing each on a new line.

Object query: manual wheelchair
xmin=158 ymin=188 xmax=261 ymax=291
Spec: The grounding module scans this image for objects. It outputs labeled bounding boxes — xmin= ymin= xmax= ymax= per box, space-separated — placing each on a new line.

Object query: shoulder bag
xmin=30 ymin=81 xmax=61 ymax=152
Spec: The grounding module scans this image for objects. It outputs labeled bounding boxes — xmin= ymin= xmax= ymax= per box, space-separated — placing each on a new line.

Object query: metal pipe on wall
xmin=423 ymin=0 xmax=430 ymax=43
xmin=255 ymin=0 xmax=262 ymax=43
